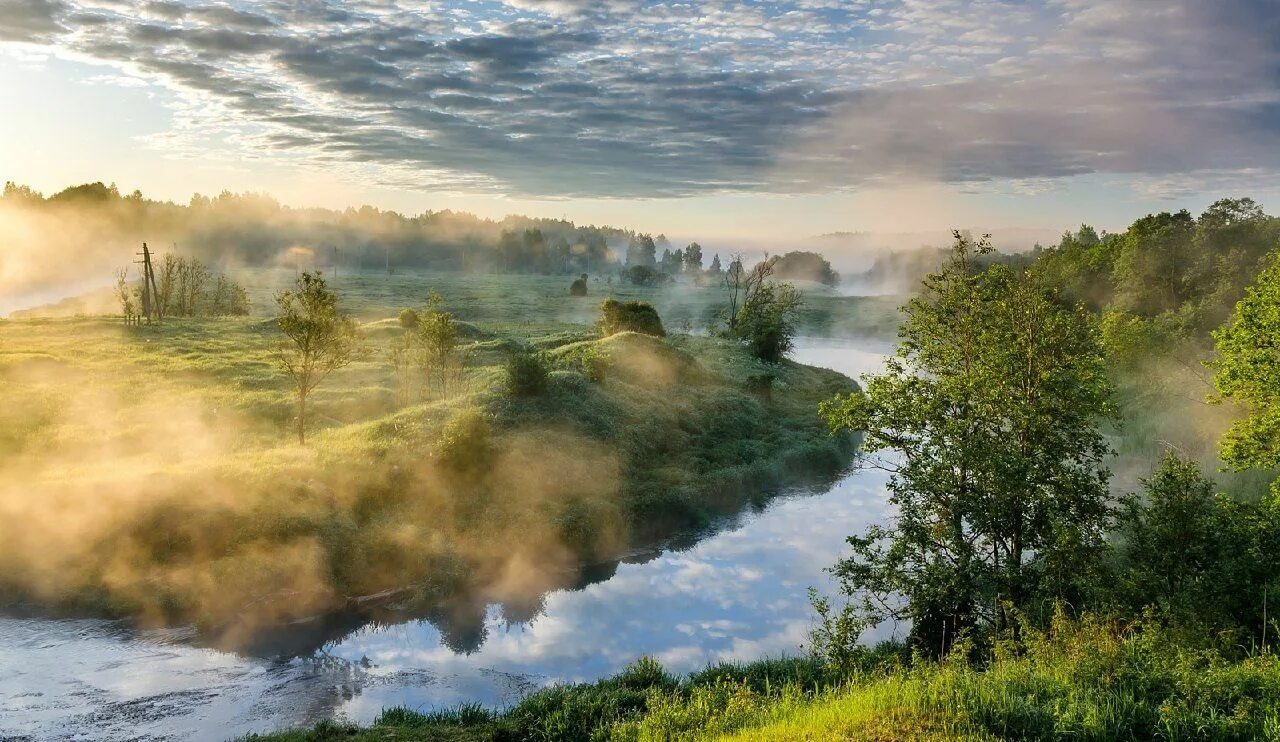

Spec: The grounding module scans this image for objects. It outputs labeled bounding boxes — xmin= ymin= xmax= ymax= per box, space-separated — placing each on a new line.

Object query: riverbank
xmin=0 ymin=309 xmax=857 ymax=651
xmin=251 ymin=616 xmax=1280 ymax=741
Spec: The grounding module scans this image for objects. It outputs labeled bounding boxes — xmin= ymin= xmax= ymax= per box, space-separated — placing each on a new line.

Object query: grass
xmin=249 ymin=616 xmax=1280 ymax=741
xmin=0 ymin=271 xmax=863 ymax=650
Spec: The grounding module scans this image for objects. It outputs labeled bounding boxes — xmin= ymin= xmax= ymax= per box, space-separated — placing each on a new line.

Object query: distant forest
xmin=0 ymin=180 xmax=694 ymax=275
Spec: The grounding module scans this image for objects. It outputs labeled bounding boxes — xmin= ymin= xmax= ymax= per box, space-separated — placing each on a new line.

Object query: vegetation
xmin=274 ymin=272 xmax=362 ymax=444
xmin=252 ymin=615 xmax=1280 ymax=741
xmin=771 ymin=250 xmax=840 ymax=287
xmin=821 ymin=233 xmax=1115 ymax=653
xmin=0 ymin=271 xmax=857 ymax=649
xmin=599 ymin=298 xmax=666 ymax=337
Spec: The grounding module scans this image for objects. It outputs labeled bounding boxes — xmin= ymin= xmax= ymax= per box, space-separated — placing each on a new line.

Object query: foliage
xmin=435 ymin=409 xmax=495 ymax=476
xmin=570 ymin=273 xmax=589 ymax=297
xmin=820 ymin=232 xmax=1115 ymax=654
xmin=416 ymin=291 xmax=465 ymax=398
xmin=504 ymin=349 xmax=550 ymax=396
xmin=719 ymin=255 xmax=803 ymax=361
xmin=256 ymin=616 xmax=1280 ymax=742
xmin=1212 ymin=255 xmax=1280 ymax=471
xmin=274 ymin=272 xmax=362 ymax=443
xmin=620 ymin=265 xmax=670 ymax=287
xmin=771 ymin=250 xmax=840 ymax=286
xmin=735 ymin=279 xmax=802 ymax=362
xmin=397 ymin=307 xmax=419 ymax=329
xmin=1112 ymin=453 xmax=1280 ymax=643
xmin=599 ymin=298 xmax=666 ymax=337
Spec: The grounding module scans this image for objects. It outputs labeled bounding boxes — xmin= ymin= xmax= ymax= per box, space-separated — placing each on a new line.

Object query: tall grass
xmin=252 ymin=616 xmax=1280 ymax=741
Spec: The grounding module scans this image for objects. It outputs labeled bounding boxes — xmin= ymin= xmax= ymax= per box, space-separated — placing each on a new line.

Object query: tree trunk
xmin=297 ymin=390 xmax=307 ymax=445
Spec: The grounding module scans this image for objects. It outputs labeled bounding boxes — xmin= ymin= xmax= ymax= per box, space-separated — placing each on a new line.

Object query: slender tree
xmin=274 ymin=272 xmax=361 ymax=444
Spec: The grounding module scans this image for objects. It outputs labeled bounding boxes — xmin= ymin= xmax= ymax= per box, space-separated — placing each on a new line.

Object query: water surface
xmin=0 ymin=337 xmax=892 ymax=741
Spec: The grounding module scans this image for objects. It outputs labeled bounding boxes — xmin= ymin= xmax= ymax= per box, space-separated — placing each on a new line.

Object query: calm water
xmin=0 ymin=337 xmax=894 ymax=742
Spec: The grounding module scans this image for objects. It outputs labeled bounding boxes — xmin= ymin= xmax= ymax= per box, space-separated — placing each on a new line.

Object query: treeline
xmin=816 ymin=196 xmax=1280 ymax=664
xmin=2 ymin=180 xmax=652 ymax=275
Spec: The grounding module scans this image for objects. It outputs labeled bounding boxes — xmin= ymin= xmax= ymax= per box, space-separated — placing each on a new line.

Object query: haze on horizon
xmin=2 ymin=0 xmax=1280 ymax=243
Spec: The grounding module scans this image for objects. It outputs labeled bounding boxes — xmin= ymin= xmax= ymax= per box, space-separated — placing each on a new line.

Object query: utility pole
xmin=135 ymin=242 xmax=160 ymax=324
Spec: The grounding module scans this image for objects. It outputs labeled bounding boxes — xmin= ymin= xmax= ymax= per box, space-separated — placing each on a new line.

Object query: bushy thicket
xmin=598 ymin=298 xmax=666 ymax=337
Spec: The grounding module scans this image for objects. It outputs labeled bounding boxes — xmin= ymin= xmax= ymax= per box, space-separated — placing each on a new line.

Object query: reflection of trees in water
xmin=218 ymin=464 xmax=854 ymax=661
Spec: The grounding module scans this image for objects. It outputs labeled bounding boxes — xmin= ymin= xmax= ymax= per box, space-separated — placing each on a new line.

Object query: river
xmin=0 ymin=336 xmax=894 ymax=741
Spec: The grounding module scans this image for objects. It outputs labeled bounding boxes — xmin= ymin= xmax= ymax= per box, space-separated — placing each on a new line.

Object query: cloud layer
xmin=3 ymin=0 xmax=1279 ymax=198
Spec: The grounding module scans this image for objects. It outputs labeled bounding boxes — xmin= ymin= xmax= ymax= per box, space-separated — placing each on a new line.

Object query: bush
xmin=599 ymin=298 xmax=666 ymax=337
xmin=570 ymin=273 xmax=589 ymax=297
xmin=397 ymin=307 xmax=419 ymax=329
xmin=582 ymin=344 xmax=610 ymax=383
xmin=504 ymin=350 xmax=550 ymax=396
xmin=435 ymin=409 xmax=495 ymax=474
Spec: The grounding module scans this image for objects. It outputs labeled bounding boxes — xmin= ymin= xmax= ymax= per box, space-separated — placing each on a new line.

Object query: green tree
xmin=683 ymin=242 xmax=704 ymax=273
xmin=820 ymin=232 xmax=1115 ymax=653
xmin=1212 ymin=255 xmax=1280 ymax=470
xmin=415 ymin=291 xmax=464 ymax=399
xmin=275 ymin=272 xmax=361 ymax=444
xmin=1112 ymin=453 xmax=1280 ymax=640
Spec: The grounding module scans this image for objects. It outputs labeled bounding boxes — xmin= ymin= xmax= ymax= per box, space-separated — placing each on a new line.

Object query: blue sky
xmin=2 ymin=0 xmax=1280 ymax=240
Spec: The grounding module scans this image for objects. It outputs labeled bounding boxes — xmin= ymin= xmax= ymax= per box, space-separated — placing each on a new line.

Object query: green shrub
xmin=397 ymin=307 xmax=419 ymax=329
xmin=599 ymin=298 xmax=666 ymax=337
xmin=504 ymin=350 xmax=550 ymax=396
xmin=436 ymin=409 xmax=495 ymax=474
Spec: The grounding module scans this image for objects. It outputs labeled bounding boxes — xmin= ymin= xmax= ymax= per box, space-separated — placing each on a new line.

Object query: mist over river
xmin=0 ymin=337 xmax=894 ymax=742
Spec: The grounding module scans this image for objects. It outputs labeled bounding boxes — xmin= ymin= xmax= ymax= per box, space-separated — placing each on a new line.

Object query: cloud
xmin=4 ymin=0 xmax=1279 ymax=198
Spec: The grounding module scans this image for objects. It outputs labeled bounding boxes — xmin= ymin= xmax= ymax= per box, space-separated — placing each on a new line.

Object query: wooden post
xmin=135 ymin=243 xmax=153 ymax=324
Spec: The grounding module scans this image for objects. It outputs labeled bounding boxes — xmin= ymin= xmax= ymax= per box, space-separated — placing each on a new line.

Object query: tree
xmin=114 ymin=267 xmax=138 ymax=325
xmin=721 ymin=253 xmax=747 ymax=330
xmin=820 ymin=232 xmax=1115 ymax=654
xmin=1112 ymin=453 xmax=1280 ymax=640
xmin=708 ymin=254 xmax=723 ymax=275
xmin=626 ymin=234 xmax=657 ymax=268
xmin=772 ymin=250 xmax=839 ymax=286
xmin=735 ymin=279 xmax=802 ymax=362
xmin=416 ymin=291 xmax=464 ymax=399
xmin=683 ymin=242 xmax=704 ymax=273
xmin=1211 ymin=254 xmax=1280 ymax=470
xmin=275 ymin=272 xmax=361 ymax=444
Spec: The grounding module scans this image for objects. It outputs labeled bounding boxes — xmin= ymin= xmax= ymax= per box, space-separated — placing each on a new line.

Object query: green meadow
xmin=0 ymin=270 xmax=873 ymax=648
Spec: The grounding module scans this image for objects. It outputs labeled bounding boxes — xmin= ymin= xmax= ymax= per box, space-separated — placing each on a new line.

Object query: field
xmin=0 ymin=270 xmax=883 ymax=651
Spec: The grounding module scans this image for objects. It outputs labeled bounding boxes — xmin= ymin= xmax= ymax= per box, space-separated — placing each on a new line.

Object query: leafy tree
xmin=708 ymin=254 xmax=723 ymax=275
xmin=599 ymin=298 xmax=666 ymax=337
xmin=1112 ymin=453 xmax=1280 ymax=641
xmin=1211 ymin=255 xmax=1280 ymax=470
xmin=820 ymin=233 xmax=1115 ymax=654
xmin=416 ymin=291 xmax=464 ymax=398
xmin=1113 ymin=210 xmax=1196 ymax=316
xmin=274 ymin=272 xmax=361 ymax=444
xmin=683 ymin=242 xmax=704 ymax=273
xmin=626 ymin=233 xmax=657 ymax=268
xmin=772 ymin=250 xmax=839 ymax=286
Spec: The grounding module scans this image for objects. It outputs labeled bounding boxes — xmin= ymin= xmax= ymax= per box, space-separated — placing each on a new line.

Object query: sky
xmin=2 ymin=0 xmax=1280 ymax=241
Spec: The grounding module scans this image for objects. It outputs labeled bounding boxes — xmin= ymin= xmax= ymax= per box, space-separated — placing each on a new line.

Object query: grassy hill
xmin=0 ymin=273 xmax=861 ymax=650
